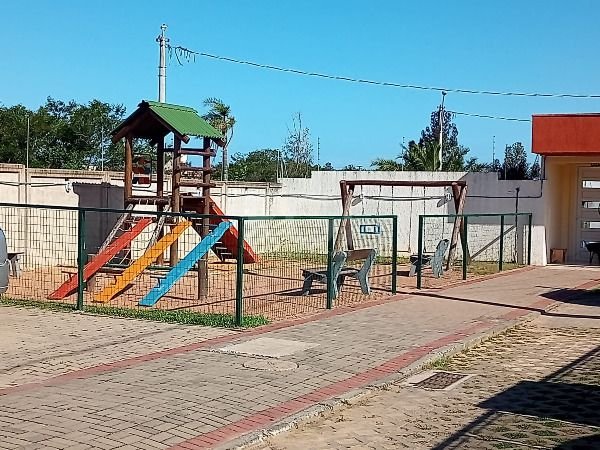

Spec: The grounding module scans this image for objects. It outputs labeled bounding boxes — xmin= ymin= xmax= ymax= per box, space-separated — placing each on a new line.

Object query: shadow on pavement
xmin=431 ymin=346 xmax=600 ymax=449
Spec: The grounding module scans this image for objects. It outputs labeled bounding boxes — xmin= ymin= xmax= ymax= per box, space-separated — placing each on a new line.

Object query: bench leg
xmin=409 ymin=262 xmax=417 ymax=277
xmin=301 ymin=276 xmax=314 ymax=296
xmin=9 ymin=257 xmax=21 ymax=277
xmin=356 ymin=272 xmax=371 ymax=295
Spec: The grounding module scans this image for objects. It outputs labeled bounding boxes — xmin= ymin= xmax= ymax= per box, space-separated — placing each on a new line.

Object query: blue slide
xmin=139 ymin=221 xmax=232 ymax=307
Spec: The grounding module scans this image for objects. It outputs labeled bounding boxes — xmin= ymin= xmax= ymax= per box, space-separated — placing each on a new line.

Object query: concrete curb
xmin=223 ymin=307 xmax=547 ymax=450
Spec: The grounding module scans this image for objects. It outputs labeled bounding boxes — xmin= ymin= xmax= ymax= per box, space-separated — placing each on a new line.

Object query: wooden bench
xmin=301 ymin=248 xmax=377 ymax=299
xmin=7 ymin=252 xmax=24 ymax=277
xmin=409 ymin=239 xmax=449 ymax=278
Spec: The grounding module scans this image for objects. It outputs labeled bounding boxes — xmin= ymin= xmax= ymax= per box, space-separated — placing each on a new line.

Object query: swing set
xmin=337 ymin=179 xmax=469 ymax=270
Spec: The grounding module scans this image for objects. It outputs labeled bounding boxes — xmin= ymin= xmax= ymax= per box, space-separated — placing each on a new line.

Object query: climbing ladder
xmin=48 ymin=217 xmax=153 ymax=300
xmin=94 ymin=220 xmax=192 ymax=302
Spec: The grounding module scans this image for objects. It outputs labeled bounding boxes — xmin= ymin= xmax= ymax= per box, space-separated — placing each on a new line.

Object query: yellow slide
xmin=94 ymin=220 xmax=192 ymax=302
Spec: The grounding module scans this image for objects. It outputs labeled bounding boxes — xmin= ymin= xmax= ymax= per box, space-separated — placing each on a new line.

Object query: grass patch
xmin=423 ymin=354 xmax=453 ymax=370
xmin=0 ymin=297 xmax=269 ymax=328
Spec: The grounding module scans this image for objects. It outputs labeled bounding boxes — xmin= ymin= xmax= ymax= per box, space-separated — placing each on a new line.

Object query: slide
xmin=94 ymin=220 xmax=192 ymax=303
xmin=48 ymin=218 xmax=153 ymax=300
xmin=139 ymin=221 xmax=232 ymax=307
xmin=207 ymin=200 xmax=257 ymax=263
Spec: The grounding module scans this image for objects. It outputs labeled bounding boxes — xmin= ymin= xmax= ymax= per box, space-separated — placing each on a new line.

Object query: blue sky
xmin=3 ymin=0 xmax=600 ymax=167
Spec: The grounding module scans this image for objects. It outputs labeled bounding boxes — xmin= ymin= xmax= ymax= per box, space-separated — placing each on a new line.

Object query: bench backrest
xmin=346 ymin=248 xmax=376 ymax=262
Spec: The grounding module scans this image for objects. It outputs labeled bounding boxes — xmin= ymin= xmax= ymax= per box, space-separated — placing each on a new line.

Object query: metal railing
xmin=416 ymin=212 xmax=533 ymax=289
xmin=0 ymin=203 xmax=398 ymax=325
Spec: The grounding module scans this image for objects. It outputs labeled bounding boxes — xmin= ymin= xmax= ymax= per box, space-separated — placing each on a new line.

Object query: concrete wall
xmin=0 ymin=164 xmax=546 ymax=267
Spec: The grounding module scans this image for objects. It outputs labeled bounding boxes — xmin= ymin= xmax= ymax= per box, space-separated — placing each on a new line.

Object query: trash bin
xmin=550 ymin=248 xmax=567 ymax=264
xmin=0 ymin=228 xmax=8 ymax=294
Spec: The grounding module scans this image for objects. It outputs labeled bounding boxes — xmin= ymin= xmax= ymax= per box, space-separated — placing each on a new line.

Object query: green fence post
xmin=527 ymin=213 xmax=532 ymax=266
xmin=499 ymin=215 xmax=505 ymax=272
xmin=76 ymin=209 xmax=86 ymax=311
xmin=462 ymin=216 xmax=468 ymax=280
xmin=235 ymin=218 xmax=245 ymax=326
xmin=417 ymin=215 xmax=423 ymax=289
xmin=391 ymin=216 xmax=398 ymax=294
xmin=326 ymin=218 xmax=334 ymax=309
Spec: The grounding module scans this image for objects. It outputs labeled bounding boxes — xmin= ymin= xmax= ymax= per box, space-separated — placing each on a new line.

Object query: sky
xmin=3 ymin=0 xmax=600 ymax=168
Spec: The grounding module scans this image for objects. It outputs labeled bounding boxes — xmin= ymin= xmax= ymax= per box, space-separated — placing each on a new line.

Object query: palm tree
xmin=401 ymin=141 xmax=440 ymax=171
xmin=202 ymin=98 xmax=235 ymax=181
xmin=371 ymin=157 xmax=403 ymax=171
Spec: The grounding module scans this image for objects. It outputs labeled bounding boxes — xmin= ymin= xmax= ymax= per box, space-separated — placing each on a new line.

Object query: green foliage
xmin=371 ymin=108 xmax=485 ymax=172
xmin=224 ymin=148 xmax=280 ymax=182
xmin=202 ymin=98 xmax=235 ymax=181
xmin=500 ymin=142 xmax=539 ymax=180
xmin=0 ymin=97 xmax=126 ymax=170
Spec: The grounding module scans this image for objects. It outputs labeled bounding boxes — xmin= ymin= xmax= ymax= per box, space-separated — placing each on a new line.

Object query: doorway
xmin=575 ymin=167 xmax=600 ymax=262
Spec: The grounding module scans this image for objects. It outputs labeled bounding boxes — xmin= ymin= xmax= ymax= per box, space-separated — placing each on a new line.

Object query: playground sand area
xmin=2 ymin=257 xmax=486 ymax=321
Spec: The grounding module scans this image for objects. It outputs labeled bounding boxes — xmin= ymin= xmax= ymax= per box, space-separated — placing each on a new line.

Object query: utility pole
xmin=26 ymin=115 xmax=30 ymax=169
xmin=317 ymin=137 xmax=320 ymax=170
xmin=438 ymin=91 xmax=446 ymax=171
xmin=492 ymin=135 xmax=495 ymax=166
xmin=157 ymin=24 xmax=168 ymax=103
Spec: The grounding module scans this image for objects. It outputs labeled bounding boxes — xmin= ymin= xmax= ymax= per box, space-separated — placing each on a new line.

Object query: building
xmin=533 ymin=113 xmax=600 ymax=263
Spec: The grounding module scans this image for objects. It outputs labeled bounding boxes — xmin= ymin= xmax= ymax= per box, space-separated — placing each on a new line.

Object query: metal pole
xmin=26 ymin=116 xmax=30 ymax=169
xmin=235 ymin=218 xmax=245 ymax=326
xmin=462 ymin=216 xmax=468 ymax=280
xmin=417 ymin=215 xmax=423 ymax=289
xmin=527 ymin=213 xmax=532 ymax=266
xmin=438 ymin=92 xmax=446 ymax=171
xmin=326 ymin=218 xmax=334 ymax=309
xmin=391 ymin=216 xmax=398 ymax=294
xmin=77 ymin=209 xmax=86 ymax=310
xmin=157 ymin=24 xmax=168 ymax=103
xmin=499 ymin=215 xmax=505 ymax=272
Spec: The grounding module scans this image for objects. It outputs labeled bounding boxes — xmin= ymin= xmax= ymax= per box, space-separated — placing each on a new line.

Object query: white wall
xmin=0 ymin=164 xmax=546 ymax=266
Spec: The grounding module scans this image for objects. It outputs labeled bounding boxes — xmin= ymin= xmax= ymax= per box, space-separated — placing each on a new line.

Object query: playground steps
xmin=48 ymin=217 xmax=153 ymax=300
xmin=94 ymin=220 xmax=192 ymax=303
xmin=139 ymin=221 xmax=232 ymax=307
xmin=181 ymin=195 xmax=257 ymax=264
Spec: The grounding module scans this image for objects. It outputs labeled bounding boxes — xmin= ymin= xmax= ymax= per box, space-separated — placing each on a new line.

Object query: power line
xmin=168 ymin=45 xmax=600 ymax=99
xmin=449 ymin=110 xmax=531 ymax=122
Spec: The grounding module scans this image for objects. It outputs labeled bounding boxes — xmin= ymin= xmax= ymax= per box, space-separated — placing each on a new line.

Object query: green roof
xmin=145 ymin=101 xmax=223 ymax=139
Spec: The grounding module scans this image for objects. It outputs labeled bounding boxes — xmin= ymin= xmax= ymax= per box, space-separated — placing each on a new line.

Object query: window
xmin=582 ymin=180 xmax=600 ymax=188
xmin=582 ymin=221 xmax=600 ymax=229
xmin=582 ymin=201 xmax=600 ymax=209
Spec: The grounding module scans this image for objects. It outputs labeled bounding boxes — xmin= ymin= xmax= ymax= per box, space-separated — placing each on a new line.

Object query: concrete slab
xmin=217 ymin=337 xmax=319 ymax=358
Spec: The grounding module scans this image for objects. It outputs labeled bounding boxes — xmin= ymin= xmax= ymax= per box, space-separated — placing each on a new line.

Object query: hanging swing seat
xmin=301 ymin=248 xmax=377 ymax=298
xmin=409 ymin=239 xmax=450 ymax=278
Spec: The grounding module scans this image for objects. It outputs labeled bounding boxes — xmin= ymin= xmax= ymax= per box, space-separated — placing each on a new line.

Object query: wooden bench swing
xmin=300 ymin=179 xmax=468 ymax=296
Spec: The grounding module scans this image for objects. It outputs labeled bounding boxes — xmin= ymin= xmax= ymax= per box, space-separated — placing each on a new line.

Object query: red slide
xmin=48 ymin=218 xmax=153 ymax=299
xmin=208 ymin=201 xmax=257 ymax=263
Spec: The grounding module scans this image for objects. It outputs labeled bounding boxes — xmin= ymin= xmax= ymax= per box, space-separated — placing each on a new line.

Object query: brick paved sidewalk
xmin=254 ymin=302 xmax=600 ymax=449
xmin=0 ymin=266 xmax=598 ymax=449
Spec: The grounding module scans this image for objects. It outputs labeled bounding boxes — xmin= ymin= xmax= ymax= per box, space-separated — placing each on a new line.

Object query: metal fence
xmin=0 ymin=203 xmax=398 ymax=325
xmin=416 ymin=213 xmax=533 ymax=289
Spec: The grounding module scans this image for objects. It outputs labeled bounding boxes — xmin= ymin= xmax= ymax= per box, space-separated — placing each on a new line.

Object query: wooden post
xmin=123 ymin=135 xmax=133 ymax=206
xmin=335 ymin=181 xmax=354 ymax=252
xmin=169 ymin=137 xmax=182 ymax=266
xmin=447 ymin=183 xmax=468 ymax=269
xmin=156 ymin=138 xmax=165 ymax=265
xmin=197 ymin=137 xmax=211 ymax=299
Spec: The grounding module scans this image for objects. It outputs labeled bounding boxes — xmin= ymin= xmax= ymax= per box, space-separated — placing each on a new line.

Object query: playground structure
xmin=337 ymin=179 xmax=468 ymax=272
xmin=47 ymin=100 xmax=257 ymax=308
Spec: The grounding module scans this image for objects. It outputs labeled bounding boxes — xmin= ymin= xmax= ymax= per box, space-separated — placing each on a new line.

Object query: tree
xmin=371 ymin=157 xmax=403 ymax=171
xmin=370 ymin=108 xmax=484 ymax=172
xmin=202 ymin=98 xmax=235 ymax=181
xmin=502 ymin=142 xmax=529 ymax=180
xmin=282 ymin=113 xmax=313 ymax=178
xmin=0 ymin=97 xmax=126 ymax=170
xmin=225 ymin=149 xmax=280 ymax=182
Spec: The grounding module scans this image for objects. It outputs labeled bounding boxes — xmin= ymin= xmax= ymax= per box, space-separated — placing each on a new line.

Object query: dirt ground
xmin=2 ymin=258 xmax=510 ymax=321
